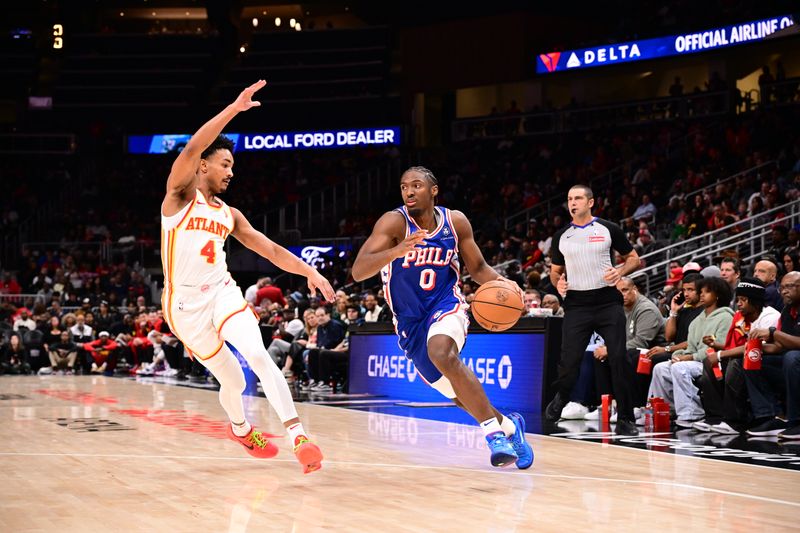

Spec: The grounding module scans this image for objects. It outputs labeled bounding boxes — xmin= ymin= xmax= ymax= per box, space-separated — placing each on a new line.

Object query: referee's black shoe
xmin=545 ymin=392 xmax=567 ymax=422
xmin=615 ymin=419 xmax=639 ymax=436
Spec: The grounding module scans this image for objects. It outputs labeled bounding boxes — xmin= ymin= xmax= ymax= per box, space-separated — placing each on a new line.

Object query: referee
xmin=545 ymin=185 xmax=642 ymax=435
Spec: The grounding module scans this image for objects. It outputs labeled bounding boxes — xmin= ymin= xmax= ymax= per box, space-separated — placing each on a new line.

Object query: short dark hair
xmin=403 ymin=166 xmax=438 ymax=186
xmin=201 ymin=134 xmax=235 ymax=160
xmin=697 ymin=276 xmax=732 ymax=306
xmin=720 ymin=257 xmax=740 ymax=274
xmin=682 ymin=272 xmax=704 ymax=285
xmin=569 ymin=184 xmax=593 ymax=199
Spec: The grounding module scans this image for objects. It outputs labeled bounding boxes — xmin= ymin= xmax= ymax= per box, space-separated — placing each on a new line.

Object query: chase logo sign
xmin=350 ymin=333 xmax=543 ymax=412
xmin=536 ymin=15 xmax=794 ymax=74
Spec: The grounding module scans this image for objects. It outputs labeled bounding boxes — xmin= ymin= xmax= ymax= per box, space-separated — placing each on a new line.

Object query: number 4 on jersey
xmin=200 ymin=240 xmax=216 ymax=264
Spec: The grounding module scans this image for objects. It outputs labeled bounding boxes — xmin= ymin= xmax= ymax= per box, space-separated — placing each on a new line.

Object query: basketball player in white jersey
xmin=161 ymin=80 xmax=335 ymax=473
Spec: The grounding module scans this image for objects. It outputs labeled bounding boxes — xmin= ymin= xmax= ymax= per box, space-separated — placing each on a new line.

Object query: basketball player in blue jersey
xmin=352 ymin=167 xmax=534 ymax=468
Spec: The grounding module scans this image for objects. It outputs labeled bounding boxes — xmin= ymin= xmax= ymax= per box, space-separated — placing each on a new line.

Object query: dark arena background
xmin=1 ymin=1 xmax=799 ymax=531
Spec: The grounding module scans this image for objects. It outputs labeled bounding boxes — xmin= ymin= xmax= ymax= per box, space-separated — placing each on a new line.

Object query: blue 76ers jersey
xmin=380 ymin=206 xmax=466 ymax=322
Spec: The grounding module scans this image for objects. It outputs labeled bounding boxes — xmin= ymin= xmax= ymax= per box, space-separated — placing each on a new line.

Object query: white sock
xmin=479 ymin=417 xmax=503 ymax=438
xmin=287 ymin=422 xmax=307 ymax=444
xmin=500 ymin=415 xmax=516 ymax=438
xmin=231 ymin=419 xmax=252 ymax=437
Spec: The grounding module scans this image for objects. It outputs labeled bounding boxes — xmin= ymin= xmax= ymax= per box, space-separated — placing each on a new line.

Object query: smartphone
xmin=675 ymin=292 xmax=686 ymax=305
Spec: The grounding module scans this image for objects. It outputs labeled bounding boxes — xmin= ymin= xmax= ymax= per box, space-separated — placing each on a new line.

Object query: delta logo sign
xmin=536 ymin=15 xmax=794 ymax=74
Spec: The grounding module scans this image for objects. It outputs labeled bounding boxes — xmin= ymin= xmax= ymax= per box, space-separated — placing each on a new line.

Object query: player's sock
xmin=500 ymin=415 xmax=517 ymax=438
xmin=287 ymin=422 xmax=307 ymax=444
xmin=231 ymin=419 xmax=252 ymax=437
xmin=480 ymin=417 xmax=503 ymax=439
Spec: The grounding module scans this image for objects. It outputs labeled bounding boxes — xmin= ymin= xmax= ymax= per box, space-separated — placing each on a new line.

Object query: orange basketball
xmin=470 ymin=280 xmax=524 ymax=332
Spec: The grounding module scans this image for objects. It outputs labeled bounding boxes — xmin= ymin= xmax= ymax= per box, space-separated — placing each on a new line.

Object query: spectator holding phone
xmin=646 ymin=272 xmax=705 ymax=366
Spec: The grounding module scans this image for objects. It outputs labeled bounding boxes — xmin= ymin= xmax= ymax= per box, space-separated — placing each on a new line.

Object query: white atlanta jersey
xmin=161 ymin=188 xmax=235 ymax=288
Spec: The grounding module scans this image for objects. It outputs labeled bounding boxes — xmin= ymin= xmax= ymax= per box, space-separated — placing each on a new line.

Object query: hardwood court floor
xmin=1 ymin=376 xmax=798 ymax=532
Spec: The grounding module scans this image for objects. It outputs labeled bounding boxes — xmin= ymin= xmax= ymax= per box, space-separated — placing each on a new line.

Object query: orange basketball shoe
xmin=226 ymin=425 xmax=279 ymax=459
xmin=293 ymin=436 xmax=323 ymax=474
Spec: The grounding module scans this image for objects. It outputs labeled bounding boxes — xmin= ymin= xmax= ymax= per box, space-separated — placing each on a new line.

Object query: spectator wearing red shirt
xmin=82 ymin=331 xmax=120 ymax=374
xmin=255 ymin=277 xmax=287 ymax=308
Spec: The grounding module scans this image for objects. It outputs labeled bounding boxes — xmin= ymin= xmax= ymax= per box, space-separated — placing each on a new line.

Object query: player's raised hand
xmin=393 ymin=230 xmax=429 ymax=259
xmin=307 ymin=270 xmax=336 ymax=303
xmin=232 ymin=80 xmax=267 ymax=112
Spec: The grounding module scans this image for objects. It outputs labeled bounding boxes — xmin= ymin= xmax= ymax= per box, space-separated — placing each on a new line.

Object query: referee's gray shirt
xmin=551 ymin=217 xmax=633 ymax=306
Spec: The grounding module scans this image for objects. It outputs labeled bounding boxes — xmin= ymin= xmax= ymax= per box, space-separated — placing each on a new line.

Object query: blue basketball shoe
xmin=507 ymin=412 xmax=534 ymax=469
xmin=486 ymin=432 xmax=518 ymax=467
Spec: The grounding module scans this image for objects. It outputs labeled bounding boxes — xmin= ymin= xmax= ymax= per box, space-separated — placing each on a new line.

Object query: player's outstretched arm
xmin=351 ymin=212 xmax=427 ymax=281
xmin=450 ymin=211 xmax=522 ymax=295
xmin=166 ymin=80 xmax=267 ymax=196
xmin=230 ymin=207 xmax=335 ymax=302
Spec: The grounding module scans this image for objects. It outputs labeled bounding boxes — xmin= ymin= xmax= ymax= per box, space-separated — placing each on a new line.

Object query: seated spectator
xmin=522 ymin=289 xmax=542 ymax=316
xmin=42 ymin=330 xmax=78 ymax=374
xmin=343 ymin=304 xmax=364 ymax=326
xmin=0 ymin=332 xmax=31 ymax=375
xmin=541 ymin=294 xmax=564 ymax=317
xmin=41 ymin=315 xmax=64 ymax=350
xmin=696 ymin=278 xmax=780 ymax=433
xmin=719 ymin=257 xmax=741 ymax=305
xmin=13 ymin=310 xmax=36 ymax=332
xmin=649 ymin=276 xmax=734 ymax=427
xmin=136 ymin=330 xmax=176 ymax=376
xmin=594 ymin=277 xmax=665 ymax=415
xmin=69 ymin=312 xmax=94 ymax=344
xmin=743 ymin=271 xmax=800 ymax=439
xmin=82 ymin=331 xmax=120 ymax=375
xmin=632 ymin=194 xmax=657 ymax=222
xmin=363 ymin=292 xmax=392 ymax=322
xmin=279 ymin=309 xmax=318 ymax=380
xmin=634 ymin=229 xmax=657 ymax=256
xmin=647 ymin=273 xmax=705 ymax=360
xmin=266 ymin=308 xmax=306 ymax=371
xmin=255 ymin=277 xmax=287 ymax=309
xmin=753 ymin=258 xmax=783 ymax=311
xmin=302 ymin=306 xmax=346 ymax=392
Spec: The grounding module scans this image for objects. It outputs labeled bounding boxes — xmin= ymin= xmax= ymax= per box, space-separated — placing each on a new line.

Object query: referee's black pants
xmin=555 ymin=300 xmax=637 ymax=421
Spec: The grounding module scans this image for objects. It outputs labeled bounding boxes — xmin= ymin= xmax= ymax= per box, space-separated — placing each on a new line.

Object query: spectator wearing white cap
xmin=682 ymin=261 xmax=702 ymax=275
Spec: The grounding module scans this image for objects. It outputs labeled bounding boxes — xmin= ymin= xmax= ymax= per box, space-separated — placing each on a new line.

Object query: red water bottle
xmin=637 ymin=349 xmax=652 ymax=375
xmin=744 ymin=337 xmax=762 ymax=371
xmin=644 ymin=398 xmax=654 ymax=432
xmin=601 ymin=394 xmax=612 ymax=421
xmin=706 ymin=348 xmax=723 ymax=380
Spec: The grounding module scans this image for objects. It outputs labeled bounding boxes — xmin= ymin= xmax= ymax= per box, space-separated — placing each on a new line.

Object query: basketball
xmin=470 ymin=280 xmax=524 ymax=332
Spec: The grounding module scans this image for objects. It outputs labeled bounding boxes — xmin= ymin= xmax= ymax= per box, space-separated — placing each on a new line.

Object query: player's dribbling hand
xmin=307 ymin=271 xmax=336 ymax=303
xmin=495 ymin=277 xmax=523 ymax=301
xmin=393 ymin=230 xmax=429 ymax=259
xmin=233 ymin=80 xmax=267 ymax=112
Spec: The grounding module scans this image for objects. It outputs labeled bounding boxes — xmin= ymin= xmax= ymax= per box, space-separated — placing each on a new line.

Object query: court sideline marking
xmin=0 ymin=450 xmax=797 ymax=509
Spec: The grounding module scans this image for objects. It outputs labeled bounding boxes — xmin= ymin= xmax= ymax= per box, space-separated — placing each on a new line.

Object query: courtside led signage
xmin=537 ymin=15 xmax=795 ymax=74
xmin=128 ymin=127 xmax=400 ymax=154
